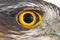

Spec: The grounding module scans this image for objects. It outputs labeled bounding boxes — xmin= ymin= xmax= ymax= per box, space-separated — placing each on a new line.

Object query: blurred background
xmin=44 ymin=0 xmax=60 ymax=8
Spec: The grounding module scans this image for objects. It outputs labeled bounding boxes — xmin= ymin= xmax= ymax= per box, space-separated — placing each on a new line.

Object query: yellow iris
xmin=19 ymin=11 xmax=36 ymax=26
xmin=16 ymin=10 xmax=43 ymax=28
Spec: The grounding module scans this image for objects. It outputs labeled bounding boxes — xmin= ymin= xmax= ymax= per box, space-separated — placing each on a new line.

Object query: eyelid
xmin=16 ymin=9 xmax=43 ymax=28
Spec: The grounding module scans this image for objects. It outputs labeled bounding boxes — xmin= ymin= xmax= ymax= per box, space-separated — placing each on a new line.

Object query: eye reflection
xmin=16 ymin=9 xmax=43 ymax=28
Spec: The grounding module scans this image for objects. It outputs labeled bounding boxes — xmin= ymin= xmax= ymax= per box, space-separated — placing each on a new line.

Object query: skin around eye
xmin=16 ymin=10 xmax=43 ymax=28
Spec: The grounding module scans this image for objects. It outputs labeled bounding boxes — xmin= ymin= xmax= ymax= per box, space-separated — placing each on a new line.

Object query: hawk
xmin=0 ymin=0 xmax=60 ymax=40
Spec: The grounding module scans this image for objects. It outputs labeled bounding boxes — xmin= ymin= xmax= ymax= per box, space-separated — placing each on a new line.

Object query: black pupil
xmin=24 ymin=13 xmax=33 ymax=23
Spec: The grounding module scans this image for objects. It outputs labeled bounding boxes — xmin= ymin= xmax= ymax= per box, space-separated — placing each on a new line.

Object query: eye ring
xmin=16 ymin=10 xmax=43 ymax=28
xmin=33 ymin=11 xmax=42 ymax=27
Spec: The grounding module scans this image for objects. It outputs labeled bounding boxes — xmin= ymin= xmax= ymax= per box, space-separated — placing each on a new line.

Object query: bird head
xmin=0 ymin=0 xmax=60 ymax=40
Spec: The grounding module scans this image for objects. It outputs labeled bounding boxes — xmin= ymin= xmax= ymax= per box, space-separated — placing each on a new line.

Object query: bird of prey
xmin=0 ymin=0 xmax=60 ymax=40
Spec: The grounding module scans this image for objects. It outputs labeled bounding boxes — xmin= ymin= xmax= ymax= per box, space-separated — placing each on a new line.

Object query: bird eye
xmin=16 ymin=9 xmax=43 ymax=28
